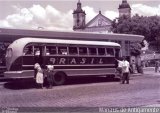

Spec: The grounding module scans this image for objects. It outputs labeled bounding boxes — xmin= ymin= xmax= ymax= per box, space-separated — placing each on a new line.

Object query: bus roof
xmin=10 ymin=37 xmax=121 ymax=48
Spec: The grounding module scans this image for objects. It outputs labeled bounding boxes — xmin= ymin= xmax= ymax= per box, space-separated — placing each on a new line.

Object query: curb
xmin=143 ymin=104 xmax=160 ymax=107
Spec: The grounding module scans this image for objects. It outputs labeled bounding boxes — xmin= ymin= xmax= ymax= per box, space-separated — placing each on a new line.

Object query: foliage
xmin=111 ymin=15 xmax=160 ymax=56
xmin=130 ymin=42 xmax=142 ymax=56
xmin=0 ymin=43 xmax=9 ymax=65
xmin=0 ymin=43 xmax=6 ymax=56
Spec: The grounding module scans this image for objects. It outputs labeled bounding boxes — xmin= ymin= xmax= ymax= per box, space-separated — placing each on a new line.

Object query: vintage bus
xmin=5 ymin=37 xmax=121 ymax=85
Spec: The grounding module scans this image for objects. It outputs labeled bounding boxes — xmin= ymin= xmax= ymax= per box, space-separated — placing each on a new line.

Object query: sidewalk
xmin=143 ymin=67 xmax=160 ymax=76
xmin=140 ymin=67 xmax=160 ymax=107
xmin=131 ymin=67 xmax=160 ymax=108
xmin=130 ymin=67 xmax=160 ymax=76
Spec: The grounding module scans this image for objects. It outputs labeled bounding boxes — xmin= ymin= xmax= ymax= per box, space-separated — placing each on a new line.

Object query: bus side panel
xmin=60 ymin=68 xmax=116 ymax=76
xmin=10 ymin=57 xmax=22 ymax=71
xmin=44 ymin=55 xmax=116 ymax=76
xmin=22 ymin=56 xmax=35 ymax=70
xmin=48 ymin=56 xmax=115 ymax=65
xmin=44 ymin=56 xmax=116 ymax=68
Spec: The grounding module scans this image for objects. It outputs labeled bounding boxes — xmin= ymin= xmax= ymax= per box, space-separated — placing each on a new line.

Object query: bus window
xmin=79 ymin=47 xmax=87 ymax=55
xmin=58 ymin=46 xmax=68 ymax=55
xmin=69 ymin=47 xmax=78 ymax=55
xmin=46 ymin=46 xmax=57 ymax=55
xmin=98 ymin=48 xmax=105 ymax=55
xmin=34 ymin=46 xmax=41 ymax=56
xmin=115 ymin=48 xmax=120 ymax=58
xmin=106 ymin=48 xmax=114 ymax=56
xmin=33 ymin=46 xmax=44 ymax=65
xmin=23 ymin=45 xmax=33 ymax=55
xmin=88 ymin=47 xmax=97 ymax=55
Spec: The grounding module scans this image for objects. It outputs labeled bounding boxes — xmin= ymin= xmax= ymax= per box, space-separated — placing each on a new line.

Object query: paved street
xmin=0 ymin=67 xmax=160 ymax=112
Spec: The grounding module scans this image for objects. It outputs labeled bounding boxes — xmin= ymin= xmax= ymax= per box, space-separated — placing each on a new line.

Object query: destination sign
xmin=47 ymin=57 xmax=115 ymax=65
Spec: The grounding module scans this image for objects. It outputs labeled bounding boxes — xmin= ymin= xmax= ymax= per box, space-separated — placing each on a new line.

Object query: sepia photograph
xmin=0 ymin=0 xmax=160 ymax=112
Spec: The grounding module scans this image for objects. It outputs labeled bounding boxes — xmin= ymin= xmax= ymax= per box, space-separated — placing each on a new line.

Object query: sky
xmin=0 ymin=0 xmax=160 ymax=31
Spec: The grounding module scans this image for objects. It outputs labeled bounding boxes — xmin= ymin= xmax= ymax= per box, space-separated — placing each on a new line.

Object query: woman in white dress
xmin=34 ymin=63 xmax=44 ymax=88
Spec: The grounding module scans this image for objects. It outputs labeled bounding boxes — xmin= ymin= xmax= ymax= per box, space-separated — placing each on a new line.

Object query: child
xmin=34 ymin=63 xmax=44 ymax=88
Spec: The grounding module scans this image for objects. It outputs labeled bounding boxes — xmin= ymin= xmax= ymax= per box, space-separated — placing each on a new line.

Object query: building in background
xmin=118 ymin=0 xmax=131 ymax=18
xmin=73 ymin=0 xmax=131 ymax=33
xmin=73 ymin=0 xmax=86 ymax=30
xmin=73 ymin=0 xmax=112 ymax=33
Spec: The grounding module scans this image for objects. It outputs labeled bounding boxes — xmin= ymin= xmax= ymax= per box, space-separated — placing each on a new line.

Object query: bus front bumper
xmin=4 ymin=70 xmax=34 ymax=78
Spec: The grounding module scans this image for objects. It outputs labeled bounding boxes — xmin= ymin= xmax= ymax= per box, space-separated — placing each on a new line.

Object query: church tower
xmin=118 ymin=0 xmax=131 ymax=18
xmin=73 ymin=0 xmax=86 ymax=30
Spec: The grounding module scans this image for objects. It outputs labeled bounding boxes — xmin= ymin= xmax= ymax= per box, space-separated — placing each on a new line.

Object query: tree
xmin=0 ymin=42 xmax=10 ymax=66
xmin=130 ymin=42 xmax=142 ymax=56
xmin=111 ymin=15 xmax=160 ymax=54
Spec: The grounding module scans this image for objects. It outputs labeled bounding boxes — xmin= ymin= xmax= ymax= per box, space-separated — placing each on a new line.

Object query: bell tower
xmin=118 ymin=0 xmax=131 ymax=18
xmin=73 ymin=0 xmax=86 ymax=30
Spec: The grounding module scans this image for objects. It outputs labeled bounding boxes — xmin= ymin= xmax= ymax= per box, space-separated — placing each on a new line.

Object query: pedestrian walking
xmin=155 ymin=60 xmax=159 ymax=73
xmin=46 ymin=64 xmax=54 ymax=89
xmin=34 ymin=63 xmax=44 ymax=89
xmin=121 ymin=57 xmax=130 ymax=84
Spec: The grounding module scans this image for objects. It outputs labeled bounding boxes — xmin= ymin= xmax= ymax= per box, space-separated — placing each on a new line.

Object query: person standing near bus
xmin=34 ymin=48 xmax=43 ymax=78
xmin=34 ymin=63 xmax=44 ymax=89
xmin=116 ymin=58 xmax=123 ymax=83
xmin=121 ymin=57 xmax=130 ymax=84
xmin=155 ymin=60 xmax=160 ymax=73
xmin=46 ymin=64 xmax=54 ymax=89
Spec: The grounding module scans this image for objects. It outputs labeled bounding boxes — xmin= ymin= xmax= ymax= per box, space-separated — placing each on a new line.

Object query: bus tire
xmin=52 ymin=72 xmax=66 ymax=86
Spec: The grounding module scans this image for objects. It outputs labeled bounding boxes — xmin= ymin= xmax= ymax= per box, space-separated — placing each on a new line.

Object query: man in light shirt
xmin=116 ymin=58 xmax=123 ymax=82
xmin=121 ymin=57 xmax=130 ymax=84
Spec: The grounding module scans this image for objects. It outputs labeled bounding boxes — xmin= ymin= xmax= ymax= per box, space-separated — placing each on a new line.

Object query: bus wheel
xmin=52 ymin=72 xmax=66 ymax=86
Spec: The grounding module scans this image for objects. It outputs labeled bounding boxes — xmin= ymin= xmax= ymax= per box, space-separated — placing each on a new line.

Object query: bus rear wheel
xmin=52 ymin=72 xmax=66 ymax=86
